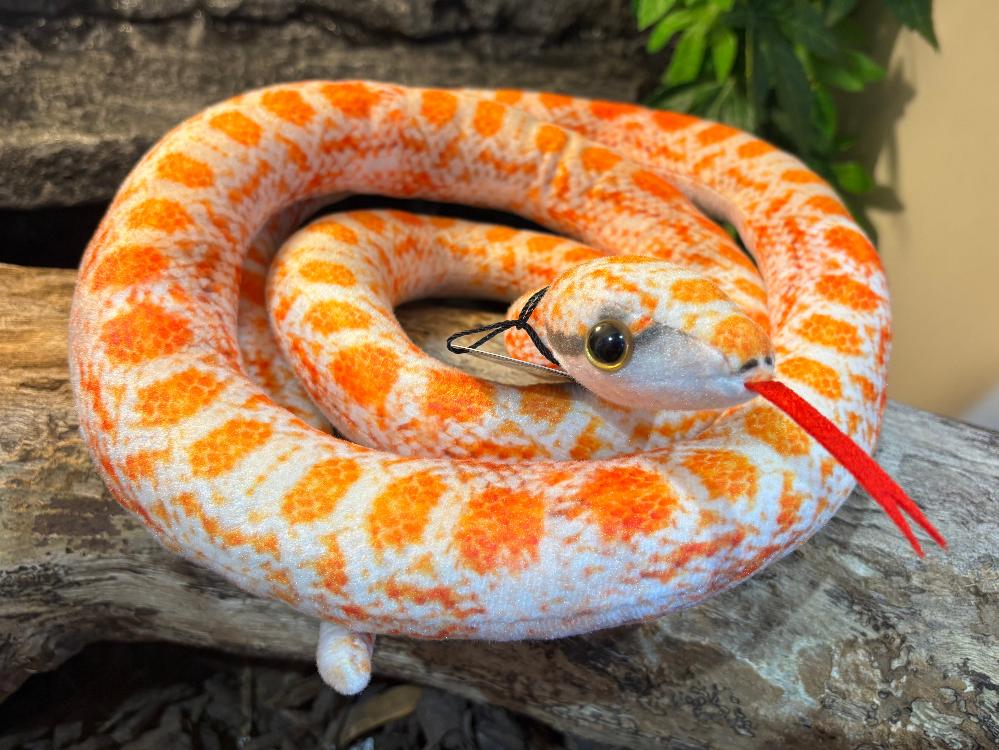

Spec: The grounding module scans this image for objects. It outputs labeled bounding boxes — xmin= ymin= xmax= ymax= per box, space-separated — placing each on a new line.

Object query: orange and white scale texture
xmin=69 ymin=81 xmax=890 ymax=694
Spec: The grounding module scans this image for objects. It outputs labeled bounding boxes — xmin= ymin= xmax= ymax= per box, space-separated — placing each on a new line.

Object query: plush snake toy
xmin=69 ymin=81 xmax=944 ymax=695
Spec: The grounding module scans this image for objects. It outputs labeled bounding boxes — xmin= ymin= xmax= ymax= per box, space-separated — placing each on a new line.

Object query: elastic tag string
xmin=746 ymin=379 xmax=946 ymax=556
xmin=446 ymin=287 xmax=561 ymax=367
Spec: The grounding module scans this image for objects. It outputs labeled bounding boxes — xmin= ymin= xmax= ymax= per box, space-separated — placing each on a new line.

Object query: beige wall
xmin=851 ymin=2 xmax=999 ymax=422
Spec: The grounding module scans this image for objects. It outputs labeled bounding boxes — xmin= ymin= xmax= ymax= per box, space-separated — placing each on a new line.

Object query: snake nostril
xmin=739 ymin=358 xmax=759 ymax=374
xmin=764 ymin=355 xmax=774 ymax=367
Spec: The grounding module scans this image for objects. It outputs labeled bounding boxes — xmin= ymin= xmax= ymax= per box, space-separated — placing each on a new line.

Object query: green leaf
xmin=832 ymin=160 xmax=875 ymax=194
xmin=779 ymin=3 xmax=844 ymax=61
xmin=636 ymin=0 xmax=678 ymax=31
xmin=826 ymin=0 xmax=860 ymax=25
xmin=703 ymin=78 xmax=734 ymax=119
xmin=718 ymin=89 xmax=756 ymax=130
xmin=745 ymin=28 xmax=771 ymax=119
xmin=648 ymin=81 xmax=722 ymax=113
xmin=814 ymin=58 xmax=865 ymax=91
xmin=664 ymin=27 xmax=709 ymax=86
xmin=710 ymin=27 xmax=738 ymax=81
xmin=844 ymin=50 xmax=886 ymax=83
xmin=760 ymin=27 xmax=816 ymax=153
xmin=646 ymin=9 xmax=698 ymax=53
xmin=812 ymin=84 xmax=837 ymax=149
xmin=882 ymin=0 xmax=938 ymax=47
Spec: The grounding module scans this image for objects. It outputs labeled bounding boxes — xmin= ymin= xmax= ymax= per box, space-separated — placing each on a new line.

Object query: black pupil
xmin=588 ymin=322 xmax=627 ymax=364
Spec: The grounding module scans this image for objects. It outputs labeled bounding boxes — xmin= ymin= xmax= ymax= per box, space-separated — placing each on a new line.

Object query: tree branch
xmin=1 ymin=262 xmax=996 ymax=749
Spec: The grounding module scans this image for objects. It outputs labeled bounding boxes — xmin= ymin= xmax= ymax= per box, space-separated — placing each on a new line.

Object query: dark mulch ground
xmin=0 ymin=642 xmax=620 ymax=750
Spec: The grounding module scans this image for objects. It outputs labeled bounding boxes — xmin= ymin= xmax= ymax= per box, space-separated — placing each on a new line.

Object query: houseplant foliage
xmin=633 ymin=0 xmax=937 ymax=223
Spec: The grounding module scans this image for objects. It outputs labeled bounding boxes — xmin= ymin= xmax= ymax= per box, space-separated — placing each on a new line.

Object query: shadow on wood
xmin=1 ymin=262 xmax=996 ymax=749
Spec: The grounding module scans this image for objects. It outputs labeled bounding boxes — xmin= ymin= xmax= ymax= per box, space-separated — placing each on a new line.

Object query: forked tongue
xmin=745 ymin=380 xmax=947 ymax=557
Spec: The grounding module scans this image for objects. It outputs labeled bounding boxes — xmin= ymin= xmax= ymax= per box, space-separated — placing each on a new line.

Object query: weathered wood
xmin=1 ymin=261 xmax=996 ymax=749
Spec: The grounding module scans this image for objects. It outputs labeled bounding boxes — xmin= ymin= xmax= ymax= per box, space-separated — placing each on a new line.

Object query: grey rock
xmin=0 ymin=0 xmax=636 ymax=38
xmin=0 ymin=9 xmax=653 ymax=210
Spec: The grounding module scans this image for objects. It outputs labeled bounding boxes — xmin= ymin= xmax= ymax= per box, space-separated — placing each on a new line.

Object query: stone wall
xmin=0 ymin=0 xmax=653 ymax=212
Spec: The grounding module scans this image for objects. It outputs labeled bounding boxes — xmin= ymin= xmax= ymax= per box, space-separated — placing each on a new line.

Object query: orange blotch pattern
xmin=816 ymin=274 xmax=883 ymax=312
xmin=734 ymin=277 xmax=768 ymax=305
xmin=157 ymin=153 xmax=215 ymax=189
xmin=389 ymin=210 xmax=424 ymax=226
xmin=737 ymin=140 xmax=775 ymax=159
xmin=136 ymin=367 xmax=226 ymax=426
xmin=518 ymin=384 xmax=571 ymax=426
xmin=421 ymin=89 xmax=458 ymax=128
xmin=797 ymin=313 xmax=862 ymax=355
xmin=321 ymin=82 xmax=382 ymax=118
xmin=526 ymin=234 xmax=562 ymax=253
xmin=697 ymin=123 xmax=737 ymax=146
xmin=744 ymin=406 xmax=811 ymax=456
xmin=240 ymin=269 xmax=266 ymax=306
xmin=304 ymin=300 xmax=372 ymax=334
xmin=805 ymin=195 xmax=849 ymax=217
xmin=369 ymin=470 xmax=447 ymax=553
xmin=780 ymin=356 xmax=842 ymax=400
xmin=309 ymin=222 xmax=359 ymax=245
xmin=535 ymin=124 xmax=568 ymax=153
xmin=331 ymin=344 xmax=401 ymax=414
xmin=851 ymin=374 xmax=878 ymax=402
xmin=277 ymin=133 xmax=310 ymax=172
xmin=539 ymin=92 xmax=572 ymax=110
xmin=776 ymin=473 xmax=807 ymax=532
xmin=352 ymin=211 xmax=386 ymax=234
xmin=127 ymin=199 xmax=192 ymax=234
xmin=569 ymin=417 xmax=604 ymax=460
xmin=424 ymin=370 xmax=494 ymax=423
xmin=90 ymin=245 xmax=168 ymax=292
xmin=383 ymin=580 xmax=474 ymax=615
xmin=123 ymin=448 xmax=168 ymax=482
xmin=782 ymin=169 xmax=823 ymax=184
xmin=282 ymin=459 xmax=362 ymax=525
xmin=825 ymin=226 xmax=878 ymax=266
xmin=493 ymin=89 xmax=523 ymax=105
xmin=651 ymin=110 xmax=696 ymax=131
xmin=261 ymin=88 xmax=316 ymax=127
xmin=573 ymin=466 xmax=678 ymax=542
xmin=671 ymin=277 xmax=729 ymax=304
xmin=711 ymin=315 xmax=769 ymax=361
xmin=485 ymin=226 xmax=516 ymax=243
xmin=589 ymin=100 xmax=637 ymax=120
xmin=299 ymin=260 xmax=357 ymax=286
xmin=473 ymin=100 xmax=506 ymax=138
xmin=209 ymin=111 xmax=262 ymax=146
xmin=581 ymin=147 xmax=621 ymax=173
xmin=100 ymin=302 xmax=192 ymax=365
xmin=682 ymin=449 xmax=759 ymax=502
xmin=188 ymin=417 xmax=274 ymax=478
xmin=77 ymin=364 xmax=114 ymax=434
xmin=455 ymin=487 xmax=544 ymax=575
xmin=632 ymin=170 xmax=680 ymax=203
xmin=315 ymin=533 xmax=349 ymax=593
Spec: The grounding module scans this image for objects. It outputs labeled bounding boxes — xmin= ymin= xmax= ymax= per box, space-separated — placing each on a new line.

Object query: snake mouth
xmin=738 ymin=352 xmax=776 ymax=385
xmin=742 ymin=368 xmax=774 ymax=385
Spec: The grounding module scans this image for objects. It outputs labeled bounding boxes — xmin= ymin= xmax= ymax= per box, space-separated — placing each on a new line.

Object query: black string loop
xmin=446 ymin=287 xmax=560 ymax=367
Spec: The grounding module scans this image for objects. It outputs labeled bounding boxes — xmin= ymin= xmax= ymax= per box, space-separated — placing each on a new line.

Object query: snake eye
xmin=585 ymin=319 xmax=632 ymax=371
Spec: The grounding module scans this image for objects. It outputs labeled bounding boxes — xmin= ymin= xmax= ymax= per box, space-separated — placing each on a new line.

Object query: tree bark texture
xmin=1 ymin=261 xmax=996 ymax=749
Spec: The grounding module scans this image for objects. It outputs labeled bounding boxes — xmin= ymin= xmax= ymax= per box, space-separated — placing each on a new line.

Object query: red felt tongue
xmin=745 ymin=379 xmax=947 ymax=557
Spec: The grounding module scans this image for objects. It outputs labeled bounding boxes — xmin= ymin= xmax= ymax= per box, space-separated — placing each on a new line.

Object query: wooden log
xmin=1 ymin=260 xmax=996 ymax=749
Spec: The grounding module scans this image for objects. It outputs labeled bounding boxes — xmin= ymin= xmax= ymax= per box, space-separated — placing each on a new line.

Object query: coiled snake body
xmin=69 ymin=81 xmax=938 ymax=694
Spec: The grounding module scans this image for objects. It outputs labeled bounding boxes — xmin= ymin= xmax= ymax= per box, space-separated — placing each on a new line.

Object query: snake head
xmin=534 ymin=256 xmax=774 ymax=411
